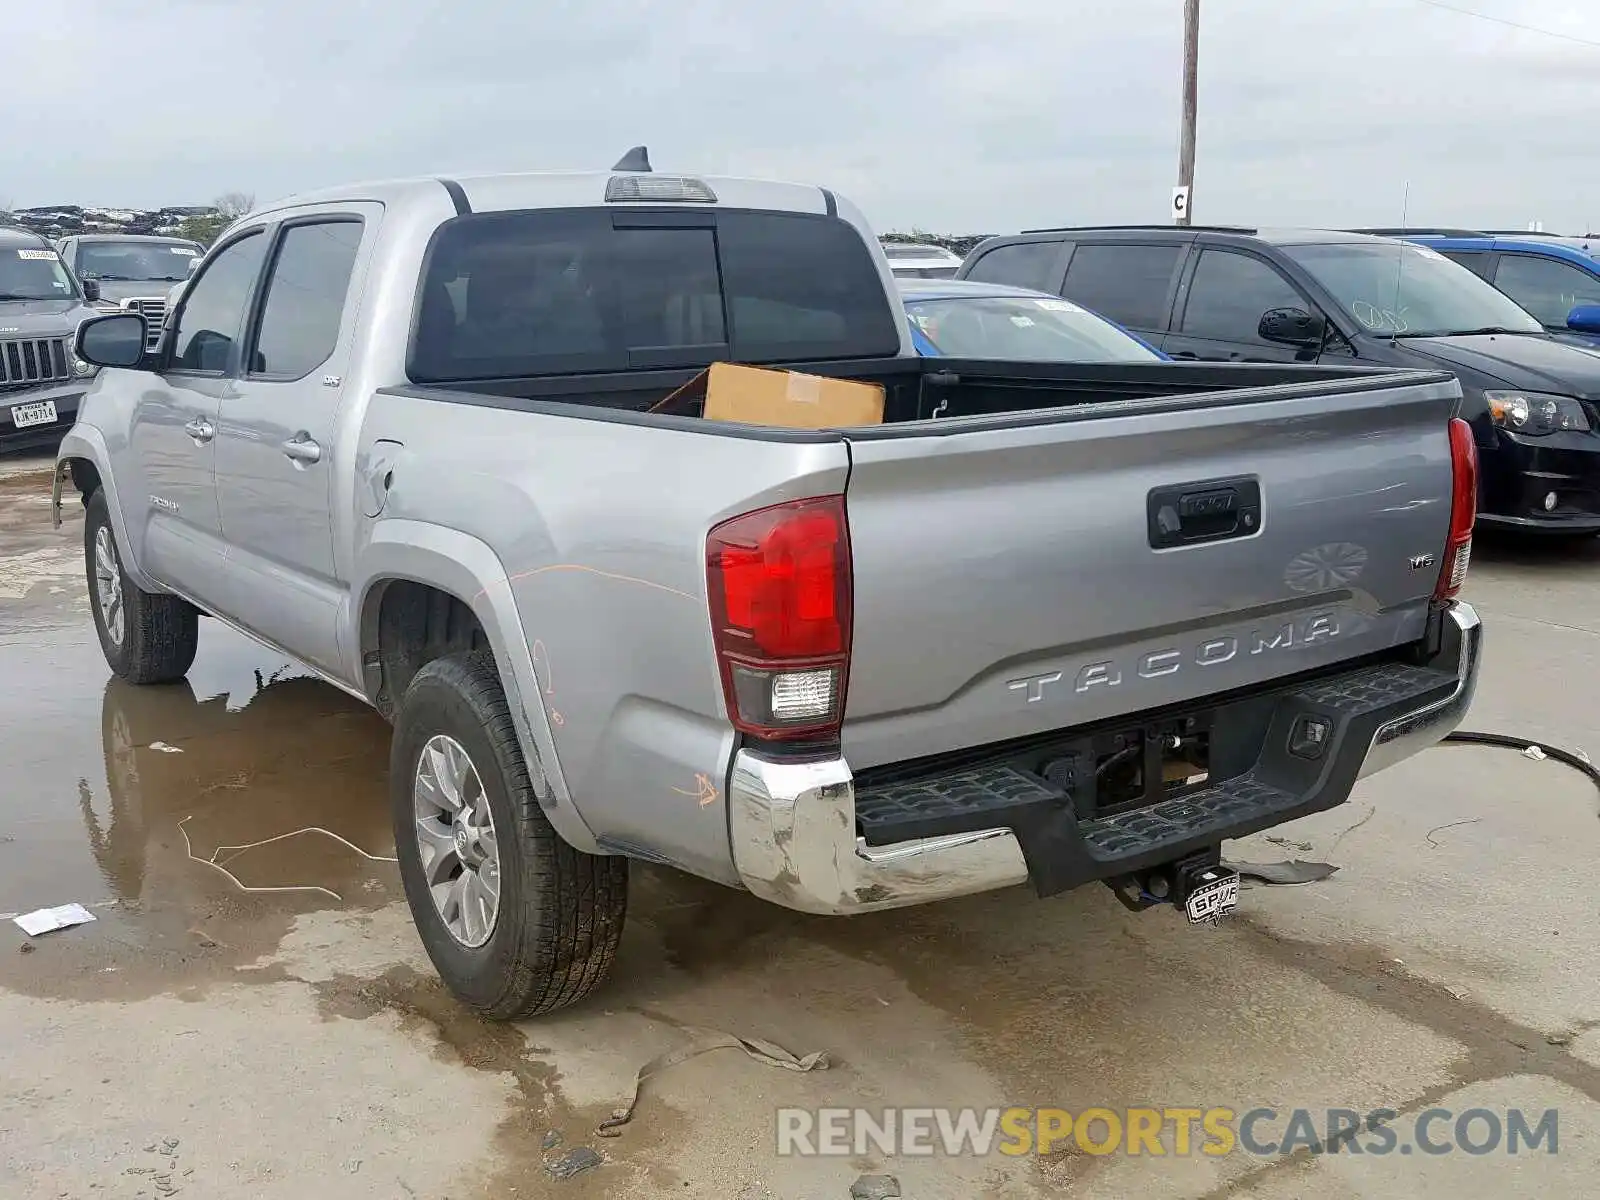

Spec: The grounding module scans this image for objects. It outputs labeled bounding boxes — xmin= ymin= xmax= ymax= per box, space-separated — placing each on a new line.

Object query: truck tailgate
xmin=839 ymin=374 xmax=1461 ymax=770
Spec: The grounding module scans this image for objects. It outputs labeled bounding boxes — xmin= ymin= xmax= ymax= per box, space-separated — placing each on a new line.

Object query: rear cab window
xmin=408 ymin=209 xmax=902 ymax=383
xmin=1059 ymin=243 xmax=1185 ymax=333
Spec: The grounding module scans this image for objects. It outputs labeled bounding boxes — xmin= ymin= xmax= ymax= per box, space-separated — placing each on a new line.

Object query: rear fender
xmin=53 ymin=426 xmax=160 ymax=593
xmin=352 ymin=519 xmax=600 ymax=854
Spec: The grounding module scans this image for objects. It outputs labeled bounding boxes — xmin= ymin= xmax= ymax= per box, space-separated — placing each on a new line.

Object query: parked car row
xmin=0 ymin=229 xmax=203 ymax=452
xmin=9 ymin=193 xmax=1600 ymax=542
xmin=959 ymin=224 xmax=1600 ymax=535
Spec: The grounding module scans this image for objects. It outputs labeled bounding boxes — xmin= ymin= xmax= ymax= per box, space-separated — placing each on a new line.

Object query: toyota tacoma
xmin=54 ymin=156 xmax=1483 ymax=1018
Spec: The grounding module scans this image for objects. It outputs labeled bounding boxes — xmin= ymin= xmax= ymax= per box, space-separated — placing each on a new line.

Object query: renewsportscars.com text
xmin=776 ymin=1106 xmax=1559 ymax=1158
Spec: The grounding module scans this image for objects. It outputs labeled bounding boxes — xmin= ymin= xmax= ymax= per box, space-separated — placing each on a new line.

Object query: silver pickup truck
xmin=55 ymin=158 xmax=1483 ymax=1019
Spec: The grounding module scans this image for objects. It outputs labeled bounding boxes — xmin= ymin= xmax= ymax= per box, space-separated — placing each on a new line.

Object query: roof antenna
xmin=1388 ymin=180 xmax=1410 ymax=325
xmin=612 ymin=146 xmax=652 ymax=173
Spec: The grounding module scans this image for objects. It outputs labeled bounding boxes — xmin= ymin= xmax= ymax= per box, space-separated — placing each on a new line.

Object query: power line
xmin=1409 ymin=0 xmax=1600 ymax=50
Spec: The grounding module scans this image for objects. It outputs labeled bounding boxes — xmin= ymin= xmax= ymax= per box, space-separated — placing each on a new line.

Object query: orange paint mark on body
xmin=672 ymin=773 xmax=719 ymax=807
xmin=477 ymin=563 xmax=699 ymax=604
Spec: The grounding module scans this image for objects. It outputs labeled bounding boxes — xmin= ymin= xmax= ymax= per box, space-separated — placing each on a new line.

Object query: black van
xmin=960 ymin=225 xmax=1600 ymax=535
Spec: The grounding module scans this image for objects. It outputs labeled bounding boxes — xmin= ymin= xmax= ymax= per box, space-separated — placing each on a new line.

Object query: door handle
xmin=282 ymin=434 xmax=322 ymax=465
xmin=184 ymin=417 xmax=215 ymax=443
xmin=1169 ymin=351 xmax=1199 ymax=360
xmin=1147 ymin=476 xmax=1263 ymax=549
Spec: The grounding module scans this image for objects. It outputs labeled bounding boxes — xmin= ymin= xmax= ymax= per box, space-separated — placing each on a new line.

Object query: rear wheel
xmin=84 ymin=489 xmax=198 ymax=684
xmin=390 ymin=651 xmax=628 ymax=1019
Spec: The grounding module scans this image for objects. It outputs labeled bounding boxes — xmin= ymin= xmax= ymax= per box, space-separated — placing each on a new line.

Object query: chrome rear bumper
xmin=729 ymin=600 xmax=1482 ymax=916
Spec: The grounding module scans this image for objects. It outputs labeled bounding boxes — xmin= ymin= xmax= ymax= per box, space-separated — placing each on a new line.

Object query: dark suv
xmin=0 ymin=228 xmax=103 ymax=454
xmin=959 ymin=225 xmax=1600 ymax=535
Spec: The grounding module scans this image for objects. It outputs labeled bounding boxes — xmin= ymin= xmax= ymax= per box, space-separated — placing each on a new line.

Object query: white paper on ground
xmin=14 ymin=903 xmax=98 ymax=937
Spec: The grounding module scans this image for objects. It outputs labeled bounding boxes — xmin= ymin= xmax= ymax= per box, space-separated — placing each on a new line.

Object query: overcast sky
xmin=4 ymin=0 xmax=1595 ymax=233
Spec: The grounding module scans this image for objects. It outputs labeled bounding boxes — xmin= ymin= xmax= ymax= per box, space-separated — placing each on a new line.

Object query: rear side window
xmin=1060 ymin=244 xmax=1183 ymax=331
xmin=1180 ymin=250 xmax=1305 ymax=343
xmin=965 ymin=242 xmax=1059 ymax=292
xmin=1492 ymin=254 xmax=1600 ymax=327
xmin=1441 ymin=250 xmax=1495 ymax=281
xmin=409 ymin=209 xmax=900 ymax=382
xmin=250 ymin=220 xmax=364 ymax=378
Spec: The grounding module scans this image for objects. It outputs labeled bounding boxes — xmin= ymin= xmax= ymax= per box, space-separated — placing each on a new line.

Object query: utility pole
xmin=1175 ymin=0 xmax=1199 ymax=226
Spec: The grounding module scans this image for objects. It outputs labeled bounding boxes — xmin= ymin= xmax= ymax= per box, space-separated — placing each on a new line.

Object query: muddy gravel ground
xmin=2 ymin=451 xmax=1598 ymax=1200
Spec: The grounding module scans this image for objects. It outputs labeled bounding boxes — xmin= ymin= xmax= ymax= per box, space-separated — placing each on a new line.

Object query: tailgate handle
xmin=1148 ymin=476 xmax=1261 ymax=549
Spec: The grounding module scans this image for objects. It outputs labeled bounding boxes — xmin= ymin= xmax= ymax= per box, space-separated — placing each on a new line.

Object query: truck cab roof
xmin=67 ymin=233 xmax=200 ymax=244
xmin=261 ymin=170 xmax=841 ymax=221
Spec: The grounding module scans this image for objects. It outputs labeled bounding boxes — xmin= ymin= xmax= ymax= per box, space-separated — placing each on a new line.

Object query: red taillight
xmin=1436 ymin=416 xmax=1478 ymax=601
xmin=706 ymin=495 xmax=852 ymax=741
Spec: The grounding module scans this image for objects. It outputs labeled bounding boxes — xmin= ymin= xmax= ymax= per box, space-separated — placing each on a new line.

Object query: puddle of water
xmin=0 ymin=475 xmax=399 ymax=1003
xmin=0 ymin=614 xmax=401 ymax=996
xmin=0 ymin=465 xmax=90 ymax=630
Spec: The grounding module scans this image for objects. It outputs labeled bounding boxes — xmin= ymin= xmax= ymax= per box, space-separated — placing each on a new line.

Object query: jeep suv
xmin=56 ymin=234 xmax=203 ymax=350
xmin=0 ymin=228 xmax=103 ymax=453
xmin=959 ymin=224 xmax=1600 ymax=534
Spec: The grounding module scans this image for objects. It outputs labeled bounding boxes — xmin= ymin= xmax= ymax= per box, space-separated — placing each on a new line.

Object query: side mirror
xmin=1258 ymin=306 xmax=1329 ymax=348
xmin=81 ymin=279 xmax=101 ymax=302
xmin=1566 ymin=304 xmax=1600 ymax=335
xmin=187 ymin=255 xmax=202 ymax=277
xmin=77 ymin=313 xmax=148 ymax=369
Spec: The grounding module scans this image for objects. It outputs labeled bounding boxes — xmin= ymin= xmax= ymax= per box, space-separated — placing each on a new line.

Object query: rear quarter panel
xmin=352 ymin=394 xmax=850 ymax=883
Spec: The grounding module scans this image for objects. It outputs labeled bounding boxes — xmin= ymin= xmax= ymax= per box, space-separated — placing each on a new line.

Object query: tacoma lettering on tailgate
xmin=1007 ymin=611 xmax=1341 ymax=704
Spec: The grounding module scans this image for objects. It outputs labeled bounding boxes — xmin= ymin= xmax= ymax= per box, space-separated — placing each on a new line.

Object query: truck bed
xmin=383 ymin=357 xmax=1451 ymax=434
xmin=375 ymin=358 xmax=1462 ymax=786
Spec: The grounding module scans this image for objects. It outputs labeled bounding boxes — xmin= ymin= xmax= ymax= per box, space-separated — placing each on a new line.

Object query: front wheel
xmin=390 ymin=652 xmax=628 ymax=1020
xmin=83 ymin=489 xmax=199 ymax=684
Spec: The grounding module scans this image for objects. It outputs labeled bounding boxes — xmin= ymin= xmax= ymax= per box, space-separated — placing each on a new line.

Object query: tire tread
xmin=395 ymin=652 xmax=627 ymax=1020
xmin=84 ymin=490 xmax=198 ymax=685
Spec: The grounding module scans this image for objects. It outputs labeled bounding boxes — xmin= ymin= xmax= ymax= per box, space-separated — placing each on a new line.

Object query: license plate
xmin=1185 ymin=870 xmax=1241 ymax=924
xmin=10 ymin=400 xmax=57 ymax=429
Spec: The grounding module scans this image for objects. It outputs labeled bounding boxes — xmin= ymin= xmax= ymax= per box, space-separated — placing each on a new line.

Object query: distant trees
xmin=177 ymin=192 xmax=256 ymax=247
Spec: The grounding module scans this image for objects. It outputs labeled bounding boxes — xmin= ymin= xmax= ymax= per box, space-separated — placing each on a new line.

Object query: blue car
xmin=1371 ymin=229 xmax=1600 ymax=347
xmin=897 ymin=278 xmax=1169 ymax=361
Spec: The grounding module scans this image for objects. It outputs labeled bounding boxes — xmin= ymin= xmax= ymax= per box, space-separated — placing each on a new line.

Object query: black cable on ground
xmin=1442 ymin=731 xmax=1600 ymax=813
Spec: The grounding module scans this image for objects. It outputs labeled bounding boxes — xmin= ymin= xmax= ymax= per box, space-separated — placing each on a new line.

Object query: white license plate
xmin=1185 ymin=871 xmax=1241 ymax=924
xmin=10 ymin=400 xmax=57 ymax=429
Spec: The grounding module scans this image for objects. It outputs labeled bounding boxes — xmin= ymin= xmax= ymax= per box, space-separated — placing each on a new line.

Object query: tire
xmin=84 ymin=489 xmax=199 ymax=684
xmin=391 ymin=651 xmax=628 ymax=1020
